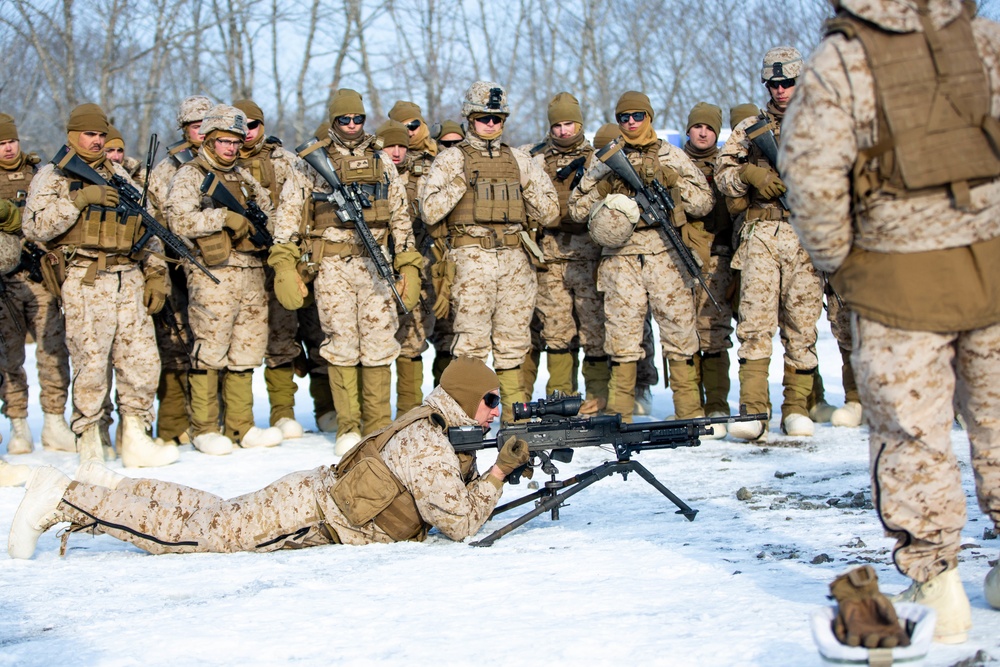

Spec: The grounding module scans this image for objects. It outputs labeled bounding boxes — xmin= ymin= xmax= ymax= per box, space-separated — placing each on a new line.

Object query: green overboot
xmin=545 ymin=349 xmax=575 ymax=397
xmin=579 ymin=356 xmax=610 ymax=415
xmin=497 ymin=367 xmax=526 ymax=423
xmin=782 ymin=365 xmax=816 ymax=436
xmin=700 ymin=351 xmax=731 ymax=416
xmin=607 ymin=361 xmax=638 ymax=423
xmin=729 ymin=358 xmax=770 ymax=441
xmin=361 ymin=365 xmax=393 ymax=436
xmin=395 ymin=356 xmax=424 ymax=415
xmin=432 ymin=351 xmax=453 ymax=386
xmin=264 ymin=363 xmax=297 ymax=425
xmin=808 ymin=367 xmax=836 ymax=423
xmin=521 ymin=348 xmax=541 ymax=399
xmin=667 ymin=357 xmax=704 ymax=420
xmin=189 ymin=369 xmax=221 ymax=437
xmin=329 ymin=365 xmax=362 ymax=439
xmin=222 ymin=369 xmax=256 ymax=442
xmin=309 ymin=371 xmax=337 ymax=432
xmin=156 ymin=369 xmax=191 ymax=443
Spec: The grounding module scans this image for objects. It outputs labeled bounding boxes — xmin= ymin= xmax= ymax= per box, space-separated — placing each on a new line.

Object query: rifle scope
xmin=512 ymin=395 xmax=582 ymax=420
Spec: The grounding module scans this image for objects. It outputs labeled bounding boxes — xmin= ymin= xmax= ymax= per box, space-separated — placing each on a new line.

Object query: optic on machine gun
xmin=512 ymin=394 xmax=582 ymax=421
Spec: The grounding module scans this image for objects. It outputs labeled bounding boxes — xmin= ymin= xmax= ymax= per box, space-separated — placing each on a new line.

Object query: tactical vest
xmin=446 ymin=143 xmax=525 ymax=233
xmin=744 ymin=113 xmax=787 ymax=212
xmin=52 ymin=164 xmax=142 ymax=255
xmin=609 ymin=141 xmax=676 ymax=229
xmin=310 ymin=140 xmax=392 ymax=233
xmin=331 ymin=406 xmax=444 ymax=542
xmin=0 ymin=157 xmax=36 ymax=207
xmin=826 ymin=5 xmax=1000 ymax=209
xmin=190 ymin=157 xmax=265 ymax=258
xmin=686 ymin=148 xmax=733 ymax=243
xmin=237 ymin=139 xmax=280 ymax=207
xmin=166 ymin=139 xmax=197 ymax=167
xmin=535 ymin=141 xmax=593 ymax=233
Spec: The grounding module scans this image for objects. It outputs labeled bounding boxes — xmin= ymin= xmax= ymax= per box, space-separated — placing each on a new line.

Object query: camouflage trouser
xmin=598 ymin=250 xmax=698 ymax=362
xmin=536 ymin=258 xmax=605 ymax=356
xmin=396 ymin=254 xmax=434 ymax=358
xmin=60 ymin=470 xmax=339 ymax=554
xmin=0 ymin=272 xmax=70 ymax=417
xmin=153 ymin=262 xmax=191 ymax=372
xmin=854 ymin=315 xmax=1000 ymax=582
xmin=450 ymin=245 xmax=536 ymax=370
xmin=187 ymin=264 xmax=267 ymax=371
xmin=697 ymin=253 xmax=735 ymax=354
xmin=315 ymin=254 xmax=399 ymax=367
xmin=265 ymin=267 xmax=302 ymax=367
xmin=61 ymin=264 xmax=159 ymax=432
xmin=732 ymin=219 xmax=822 ymax=369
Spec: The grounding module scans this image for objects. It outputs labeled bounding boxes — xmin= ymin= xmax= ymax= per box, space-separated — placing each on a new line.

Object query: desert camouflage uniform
xmin=418 ymin=135 xmax=559 ymax=393
xmin=569 ymin=140 xmax=713 ymax=411
xmin=58 ymin=385 xmax=503 ymax=553
xmin=780 ymin=0 xmax=1000 ymax=582
xmin=23 ymin=160 xmax=165 ymax=433
xmin=716 ymin=104 xmax=823 ymax=418
xmin=0 ymin=154 xmax=71 ymax=422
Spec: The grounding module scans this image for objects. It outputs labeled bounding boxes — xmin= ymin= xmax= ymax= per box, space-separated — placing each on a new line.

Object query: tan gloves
xmin=659 ymin=167 xmax=680 ymax=189
xmin=830 ymin=565 xmax=911 ymax=649
xmin=73 ymin=185 xmax=119 ymax=210
xmin=224 ymin=211 xmax=250 ymax=240
xmin=431 ymin=257 xmax=456 ymax=320
xmin=268 ymin=242 xmax=308 ymax=311
xmin=143 ymin=267 xmax=169 ymax=315
xmin=393 ymin=251 xmax=424 ymax=312
xmin=495 ymin=435 xmax=530 ymax=477
xmin=680 ymin=222 xmax=713 ymax=267
xmin=0 ymin=199 xmax=21 ymax=233
xmin=740 ymin=164 xmax=786 ymax=200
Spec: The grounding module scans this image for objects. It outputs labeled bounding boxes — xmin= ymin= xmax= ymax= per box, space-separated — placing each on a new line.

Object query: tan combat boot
xmin=395 ymin=356 xmax=424 ymax=415
xmin=545 ymin=350 xmax=575 ymax=397
xmin=0 ymin=459 xmax=31 ymax=486
xmin=78 ymin=423 xmax=105 ymax=463
xmin=579 ymin=356 xmax=610 ymax=415
xmin=8 ymin=466 xmax=72 ymax=559
xmin=7 ymin=417 xmax=32 ymax=455
xmin=361 ymin=365 xmax=393 ymax=436
xmin=121 ymin=414 xmax=180 ymax=468
xmin=41 ymin=412 xmax=77 ymax=452
xmin=330 ymin=365 xmax=362 ymax=451
xmin=729 ymin=358 xmax=770 ymax=441
xmin=607 ymin=361 xmax=638 ymax=423
xmin=497 ymin=367 xmax=526 ymax=423
xmin=893 ymin=568 xmax=972 ymax=644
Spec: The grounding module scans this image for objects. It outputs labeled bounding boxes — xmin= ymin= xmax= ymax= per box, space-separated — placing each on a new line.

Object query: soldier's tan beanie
xmin=389 ymin=100 xmax=423 ymax=123
xmin=615 ymin=91 xmax=654 ymax=120
xmin=67 ymin=103 xmax=110 ymax=134
xmin=593 ymin=122 xmax=621 ymax=149
xmin=686 ymin=102 xmax=722 ymax=136
xmin=548 ymin=92 xmax=584 ymax=126
xmin=376 ymin=120 xmax=409 ymax=148
xmin=436 ymin=119 xmax=465 ymax=140
xmin=730 ymin=104 xmax=759 ymax=130
xmin=105 ymin=124 xmax=125 ymax=150
xmin=328 ymin=89 xmax=365 ymax=121
xmin=440 ymin=357 xmax=500 ymax=419
xmin=233 ymin=99 xmax=265 ymax=124
xmin=0 ymin=114 xmax=18 ymax=142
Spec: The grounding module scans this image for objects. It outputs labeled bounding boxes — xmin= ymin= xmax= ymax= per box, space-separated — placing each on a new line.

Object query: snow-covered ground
xmin=1 ymin=320 xmax=997 ymax=666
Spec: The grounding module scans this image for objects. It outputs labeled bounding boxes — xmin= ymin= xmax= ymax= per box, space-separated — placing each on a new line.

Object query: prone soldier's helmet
xmin=461 ymin=81 xmax=510 ymax=118
xmin=176 ymin=95 xmax=213 ymax=129
xmin=200 ymin=104 xmax=248 ymax=139
xmin=588 ymin=194 xmax=639 ymax=249
xmin=760 ymin=46 xmax=803 ymax=83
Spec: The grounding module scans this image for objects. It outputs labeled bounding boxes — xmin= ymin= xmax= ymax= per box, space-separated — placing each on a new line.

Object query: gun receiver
xmin=198 ymin=172 xmax=274 ymax=249
xmin=52 ymin=146 xmax=219 ymax=284
xmin=295 ymin=138 xmax=407 ymax=313
xmin=596 ymin=138 xmax=721 ymax=311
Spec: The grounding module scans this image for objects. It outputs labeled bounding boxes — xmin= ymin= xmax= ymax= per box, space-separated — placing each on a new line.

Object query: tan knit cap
xmin=233 ymin=99 xmax=265 ymax=124
xmin=615 ymin=91 xmax=653 ymax=120
xmin=686 ymin=102 xmax=722 ymax=136
xmin=435 ymin=120 xmax=465 ymax=140
xmin=105 ymin=124 xmax=125 ymax=150
xmin=440 ymin=357 xmax=500 ymax=419
xmin=329 ymin=89 xmax=365 ymax=121
xmin=548 ymin=92 xmax=583 ymax=126
xmin=593 ymin=123 xmax=622 ymax=149
xmin=67 ymin=104 xmax=110 ymax=134
xmin=0 ymin=114 xmax=18 ymax=142
xmin=389 ymin=100 xmax=423 ymax=123
xmin=730 ymin=104 xmax=760 ymax=130
xmin=376 ymin=120 xmax=409 ymax=148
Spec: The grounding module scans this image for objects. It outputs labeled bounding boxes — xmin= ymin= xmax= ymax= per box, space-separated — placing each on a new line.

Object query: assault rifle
xmin=198 ymin=172 xmax=274 ymax=249
xmin=450 ymin=395 xmax=767 ymax=546
xmin=554 ymin=155 xmax=587 ymax=192
xmin=596 ymin=138 xmax=721 ymax=312
xmin=12 ymin=240 xmax=45 ymax=284
xmin=295 ymin=138 xmax=407 ymax=313
xmin=52 ymin=146 xmax=219 ymax=284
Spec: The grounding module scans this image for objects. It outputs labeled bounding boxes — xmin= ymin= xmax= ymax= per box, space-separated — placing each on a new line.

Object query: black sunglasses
xmin=483 ymin=392 xmax=501 ymax=409
xmin=474 ymin=114 xmax=504 ymax=126
xmin=404 ymin=119 xmax=421 ymax=131
xmin=336 ymin=114 xmax=366 ymax=126
xmin=766 ymin=78 xmax=796 ymax=90
xmin=617 ymin=111 xmax=647 ymax=124
xmin=439 ymin=139 xmax=462 ymax=148
xmin=247 ymin=120 xmax=261 ymax=130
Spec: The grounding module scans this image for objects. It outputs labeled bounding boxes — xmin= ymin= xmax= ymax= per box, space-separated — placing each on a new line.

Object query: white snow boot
xmin=316 ymin=411 xmax=338 ymax=433
xmin=192 ymin=432 xmax=234 ymax=456
xmin=808 ymin=400 xmax=836 ymax=424
xmin=7 ymin=417 xmax=33 ymax=454
xmin=275 ymin=417 xmax=304 ymax=440
xmin=729 ymin=419 xmax=768 ymax=442
xmin=892 ymin=568 xmax=971 ymax=644
xmin=701 ymin=411 xmax=728 ymax=440
xmin=334 ymin=431 xmax=362 ymax=456
xmin=41 ymin=412 xmax=77 ymax=452
xmin=75 ymin=460 xmax=126 ymax=490
xmin=986 ymin=558 xmax=1000 ymax=610
xmin=120 ymin=414 xmax=179 ymax=468
xmin=8 ymin=466 xmax=72 ymax=559
xmin=0 ymin=459 xmax=31 ymax=486
xmin=240 ymin=426 xmax=283 ymax=448
xmin=782 ymin=413 xmax=815 ymax=437
xmin=831 ymin=401 xmax=864 ymax=428
xmin=78 ymin=424 xmax=104 ymax=463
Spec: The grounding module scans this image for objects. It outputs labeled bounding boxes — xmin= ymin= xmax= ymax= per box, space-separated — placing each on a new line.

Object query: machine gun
xmin=52 ymin=146 xmax=219 ymax=284
xmin=198 ymin=172 xmax=274 ymax=249
xmin=596 ymin=138 xmax=721 ymax=312
xmin=449 ymin=394 xmax=767 ymax=547
xmin=295 ymin=138 xmax=407 ymax=313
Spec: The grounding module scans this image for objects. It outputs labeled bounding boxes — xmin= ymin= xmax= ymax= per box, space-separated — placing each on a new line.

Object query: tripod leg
xmin=628 ymin=461 xmax=698 ymax=521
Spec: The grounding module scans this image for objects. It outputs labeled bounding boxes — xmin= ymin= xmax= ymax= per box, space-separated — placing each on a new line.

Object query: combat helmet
xmin=200 ymin=104 xmax=248 ymax=139
xmin=588 ymin=196 xmax=638 ymax=248
xmin=176 ymin=96 xmax=213 ymax=129
xmin=461 ymin=81 xmax=510 ymax=118
xmin=760 ymin=46 xmax=803 ymax=83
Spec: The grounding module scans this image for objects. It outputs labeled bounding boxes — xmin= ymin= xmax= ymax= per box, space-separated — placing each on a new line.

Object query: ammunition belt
xmin=450 ymin=233 xmax=521 ymax=250
xmin=746 ymin=207 xmax=789 ymax=222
